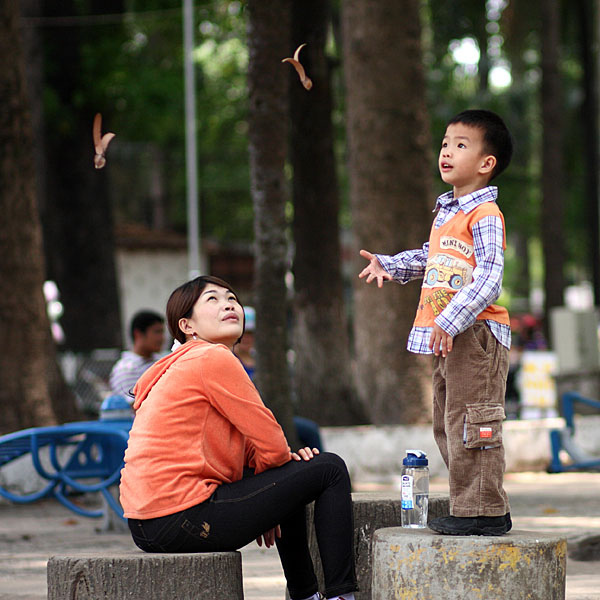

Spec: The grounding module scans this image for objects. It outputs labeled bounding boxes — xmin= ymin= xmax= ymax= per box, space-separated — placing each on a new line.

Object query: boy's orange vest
xmin=414 ymin=202 xmax=510 ymax=328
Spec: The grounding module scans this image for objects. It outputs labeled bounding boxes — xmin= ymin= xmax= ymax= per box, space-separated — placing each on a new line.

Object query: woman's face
xmin=179 ymin=284 xmax=244 ymax=349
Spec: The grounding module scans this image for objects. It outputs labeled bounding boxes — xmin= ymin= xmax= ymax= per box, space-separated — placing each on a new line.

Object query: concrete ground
xmin=0 ymin=471 xmax=598 ymax=599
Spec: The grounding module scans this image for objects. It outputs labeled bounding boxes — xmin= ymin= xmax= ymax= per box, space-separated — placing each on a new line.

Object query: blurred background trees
xmin=289 ymin=0 xmax=367 ymax=425
xmin=2 ymin=0 xmax=599 ymax=430
xmin=343 ymin=0 xmax=433 ymax=423
xmin=246 ymin=0 xmax=297 ymax=444
xmin=0 ymin=0 xmax=78 ymax=433
xmin=25 ymin=0 xmax=124 ymax=352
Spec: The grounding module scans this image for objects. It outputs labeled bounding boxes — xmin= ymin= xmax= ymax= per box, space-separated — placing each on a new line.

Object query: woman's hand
xmin=256 ymin=525 xmax=281 ymax=548
xmin=291 ymin=447 xmax=320 ymax=461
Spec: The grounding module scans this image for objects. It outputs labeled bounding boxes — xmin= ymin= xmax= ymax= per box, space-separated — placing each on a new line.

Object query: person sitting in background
xmin=119 ymin=276 xmax=358 ymax=600
xmin=236 ymin=306 xmax=324 ymax=451
xmin=109 ymin=310 xmax=165 ymax=402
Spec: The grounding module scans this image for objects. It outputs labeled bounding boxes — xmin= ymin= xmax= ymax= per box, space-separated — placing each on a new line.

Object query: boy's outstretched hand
xmin=358 ymin=249 xmax=392 ymax=288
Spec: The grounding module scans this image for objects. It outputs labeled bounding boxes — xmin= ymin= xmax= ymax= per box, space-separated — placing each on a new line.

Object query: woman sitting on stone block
xmin=119 ymin=275 xmax=357 ymax=600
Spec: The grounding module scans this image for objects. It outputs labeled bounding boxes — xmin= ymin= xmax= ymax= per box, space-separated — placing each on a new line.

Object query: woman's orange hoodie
xmin=119 ymin=340 xmax=291 ymax=519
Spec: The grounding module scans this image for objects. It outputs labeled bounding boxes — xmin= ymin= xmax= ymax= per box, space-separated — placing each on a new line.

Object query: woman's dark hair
xmin=166 ymin=275 xmax=244 ymax=344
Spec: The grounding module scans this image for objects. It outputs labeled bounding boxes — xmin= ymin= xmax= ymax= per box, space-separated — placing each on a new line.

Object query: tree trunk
xmin=474 ymin=14 xmax=490 ymax=95
xmin=247 ymin=0 xmax=298 ymax=447
xmin=540 ymin=0 xmax=566 ymax=322
xmin=0 ymin=0 xmax=77 ymax=434
xmin=499 ymin=0 xmax=540 ymax=311
xmin=576 ymin=0 xmax=600 ymax=305
xmin=289 ymin=0 xmax=368 ymax=425
xmin=343 ymin=0 xmax=432 ymax=424
xmin=40 ymin=1 xmax=122 ymax=352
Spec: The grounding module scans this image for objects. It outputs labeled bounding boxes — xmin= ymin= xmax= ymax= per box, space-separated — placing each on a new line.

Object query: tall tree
xmin=427 ymin=0 xmax=492 ymax=95
xmin=500 ymin=0 xmax=541 ymax=311
xmin=0 ymin=0 xmax=78 ymax=434
xmin=289 ymin=0 xmax=367 ymax=425
xmin=343 ymin=0 xmax=432 ymax=424
xmin=540 ymin=0 xmax=566 ymax=320
xmin=40 ymin=1 xmax=123 ymax=352
xmin=575 ymin=0 xmax=600 ymax=305
xmin=247 ymin=0 xmax=299 ymax=446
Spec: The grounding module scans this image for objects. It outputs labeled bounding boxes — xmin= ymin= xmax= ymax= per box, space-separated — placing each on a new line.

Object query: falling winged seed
xmin=93 ymin=113 xmax=102 ymax=148
xmin=282 ymin=43 xmax=313 ymax=90
xmin=93 ymin=113 xmax=115 ymax=169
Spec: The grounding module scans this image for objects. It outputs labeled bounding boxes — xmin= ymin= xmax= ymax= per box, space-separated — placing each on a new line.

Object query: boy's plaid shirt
xmin=376 ymin=186 xmax=511 ymax=354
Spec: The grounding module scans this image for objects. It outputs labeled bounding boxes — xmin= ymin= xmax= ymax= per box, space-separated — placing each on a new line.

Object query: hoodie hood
xmin=132 ymin=340 xmax=205 ymax=411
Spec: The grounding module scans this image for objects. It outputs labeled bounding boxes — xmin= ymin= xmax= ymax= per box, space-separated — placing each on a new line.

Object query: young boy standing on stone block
xmin=359 ymin=109 xmax=513 ymax=536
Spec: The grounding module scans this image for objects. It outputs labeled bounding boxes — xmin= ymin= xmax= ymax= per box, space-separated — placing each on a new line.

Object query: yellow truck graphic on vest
xmin=423 ymin=253 xmax=473 ymax=291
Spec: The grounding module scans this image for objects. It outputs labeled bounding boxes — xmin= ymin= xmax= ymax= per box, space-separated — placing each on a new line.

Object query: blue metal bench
xmin=548 ymin=391 xmax=600 ymax=472
xmin=0 ymin=419 xmax=132 ymax=519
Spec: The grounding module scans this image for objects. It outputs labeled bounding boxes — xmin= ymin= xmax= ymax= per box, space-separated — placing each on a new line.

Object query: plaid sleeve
xmin=375 ymin=242 xmax=429 ymax=284
xmin=435 ymin=215 xmax=504 ymax=336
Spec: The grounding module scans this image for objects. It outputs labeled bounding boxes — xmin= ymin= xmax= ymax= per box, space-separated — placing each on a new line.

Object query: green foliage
xmin=39 ymin=0 xmax=594 ymax=300
xmin=422 ymin=0 xmax=597 ymax=309
xmin=86 ymin=1 xmax=251 ymax=239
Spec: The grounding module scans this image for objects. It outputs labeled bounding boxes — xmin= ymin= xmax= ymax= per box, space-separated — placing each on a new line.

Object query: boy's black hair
xmin=130 ymin=310 xmax=164 ymax=339
xmin=447 ymin=109 xmax=513 ymax=180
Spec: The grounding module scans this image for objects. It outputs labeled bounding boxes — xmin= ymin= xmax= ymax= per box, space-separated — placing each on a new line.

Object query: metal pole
xmin=183 ymin=0 xmax=201 ymax=278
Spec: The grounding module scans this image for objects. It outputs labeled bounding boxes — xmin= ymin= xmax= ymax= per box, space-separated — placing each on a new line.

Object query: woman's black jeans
xmin=128 ymin=452 xmax=357 ymax=600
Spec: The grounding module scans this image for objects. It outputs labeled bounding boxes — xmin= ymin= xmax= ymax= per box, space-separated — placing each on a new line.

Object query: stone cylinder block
xmin=304 ymin=492 xmax=450 ymax=600
xmin=47 ymin=551 xmax=243 ymax=600
xmin=371 ymin=527 xmax=566 ymax=600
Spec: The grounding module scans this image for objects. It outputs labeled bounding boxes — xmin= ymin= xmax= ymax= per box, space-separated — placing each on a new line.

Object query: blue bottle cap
xmin=403 ymin=449 xmax=428 ymax=466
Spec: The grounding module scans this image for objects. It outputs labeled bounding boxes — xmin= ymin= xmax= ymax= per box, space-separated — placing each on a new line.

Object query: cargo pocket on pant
xmin=463 ymin=404 xmax=505 ymax=449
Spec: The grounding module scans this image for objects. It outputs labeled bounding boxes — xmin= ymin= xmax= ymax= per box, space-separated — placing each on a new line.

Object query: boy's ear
xmin=479 ymin=155 xmax=497 ymax=175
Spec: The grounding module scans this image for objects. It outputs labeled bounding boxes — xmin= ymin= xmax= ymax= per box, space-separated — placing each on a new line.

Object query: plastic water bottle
xmin=401 ymin=449 xmax=429 ymax=528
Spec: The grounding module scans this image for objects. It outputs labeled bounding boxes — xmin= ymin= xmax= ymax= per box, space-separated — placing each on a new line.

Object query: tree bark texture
xmin=343 ymin=0 xmax=433 ymax=424
xmin=499 ymin=0 xmax=543 ymax=311
xmin=289 ymin=0 xmax=367 ymax=425
xmin=40 ymin=1 xmax=122 ymax=352
xmin=540 ymin=0 xmax=566 ymax=318
xmin=0 ymin=0 xmax=77 ymax=433
xmin=247 ymin=0 xmax=298 ymax=446
xmin=576 ymin=0 xmax=600 ymax=305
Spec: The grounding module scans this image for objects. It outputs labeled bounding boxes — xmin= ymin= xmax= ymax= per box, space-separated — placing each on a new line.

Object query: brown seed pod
xmin=282 ymin=43 xmax=313 ymax=90
xmin=93 ymin=113 xmax=116 ymax=169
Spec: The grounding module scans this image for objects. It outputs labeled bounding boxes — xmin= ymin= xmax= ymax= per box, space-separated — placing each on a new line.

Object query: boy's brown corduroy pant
xmin=432 ymin=321 xmax=510 ymax=517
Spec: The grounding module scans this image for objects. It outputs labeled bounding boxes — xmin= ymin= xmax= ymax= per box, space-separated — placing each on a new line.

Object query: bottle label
xmin=401 ymin=474 xmax=414 ymax=509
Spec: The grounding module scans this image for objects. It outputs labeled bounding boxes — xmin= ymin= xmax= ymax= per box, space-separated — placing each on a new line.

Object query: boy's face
xmin=439 ymin=123 xmax=495 ymax=196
